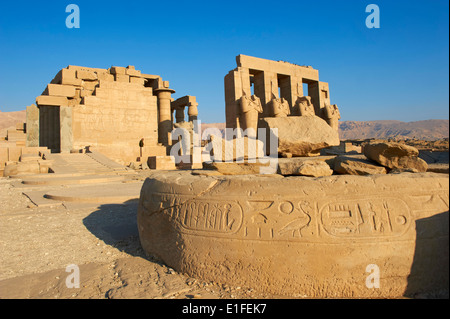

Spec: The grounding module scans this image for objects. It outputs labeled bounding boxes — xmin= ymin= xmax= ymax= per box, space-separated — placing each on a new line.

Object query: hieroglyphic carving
xmin=143 ymin=193 xmax=427 ymax=242
xmin=319 ymin=198 xmax=411 ymax=237
xmin=179 ymin=200 xmax=243 ymax=233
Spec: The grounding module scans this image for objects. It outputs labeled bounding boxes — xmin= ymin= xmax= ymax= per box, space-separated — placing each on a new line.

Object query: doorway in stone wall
xmin=39 ymin=105 xmax=61 ymax=153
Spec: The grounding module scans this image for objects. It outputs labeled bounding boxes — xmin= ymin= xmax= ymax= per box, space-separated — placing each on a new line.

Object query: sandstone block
xmin=293 ymin=160 xmax=333 ymax=177
xmin=8 ymin=147 xmax=22 ymax=162
xmin=114 ymin=74 xmax=130 ymax=83
xmin=364 ymin=142 xmax=428 ymax=172
xmin=97 ymin=72 xmax=114 ymax=82
xmin=26 ymin=104 xmax=39 ymax=147
xmin=334 ymin=155 xmax=387 ymax=175
xmin=51 ymin=68 xmax=83 ymax=86
xmin=109 ymin=66 xmax=127 ymax=75
xmin=36 ymin=95 xmax=69 ymax=107
xmin=209 ymin=136 xmax=265 ymax=162
xmin=137 ymin=171 xmax=449 ymax=298
xmin=277 ymin=156 xmax=336 ymax=175
xmin=129 ymin=76 xmax=145 ymax=85
xmin=148 ymin=156 xmax=176 ymax=170
xmin=126 ymin=68 xmax=141 ymax=77
xmin=3 ymin=162 xmax=40 ymax=177
xmin=45 ymin=84 xmax=76 ymax=97
xmin=259 ymin=116 xmax=340 ymax=157
xmin=0 ymin=148 xmax=7 ymax=166
xmin=202 ymin=162 xmax=272 ymax=175
xmin=76 ymin=70 xmax=98 ymax=81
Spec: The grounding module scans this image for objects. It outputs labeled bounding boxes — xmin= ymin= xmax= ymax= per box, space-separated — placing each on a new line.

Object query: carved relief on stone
xmin=323 ymin=104 xmax=341 ymax=131
xmin=238 ymin=94 xmax=263 ymax=135
xmin=294 ymin=96 xmax=315 ymax=117
xmin=268 ymin=97 xmax=290 ymax=118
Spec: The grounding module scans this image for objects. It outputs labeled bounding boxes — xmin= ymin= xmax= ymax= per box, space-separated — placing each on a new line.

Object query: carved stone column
xmin=155 ymin=87 xmax=176 ymax=146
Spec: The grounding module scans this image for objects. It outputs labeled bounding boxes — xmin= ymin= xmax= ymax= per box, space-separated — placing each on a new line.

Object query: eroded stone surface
xmin=258 ymin=116 xmax=340 ymax=157
xmin=364 ymin=141 xmax=428 ymax=172
xmin=334 ymin=155 xmax=387 ymax=175
xmin=137 ymin=171 xmax=449 ymax=298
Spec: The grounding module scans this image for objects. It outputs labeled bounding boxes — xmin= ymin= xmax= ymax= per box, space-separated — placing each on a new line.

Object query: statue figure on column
xmin=294 ymin=96 xmax=315 ymax=116
xmin=238 ymin=94 xmax=263 ymax=137
xmin=323 ymin=104 xmax=340 ymax=131
xmin=269 ymin=97 xmax=290 ymax=118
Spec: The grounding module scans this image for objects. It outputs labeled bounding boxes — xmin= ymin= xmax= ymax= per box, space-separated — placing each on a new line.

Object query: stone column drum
xmin=137 ymin=171 xmax=449 ymax=298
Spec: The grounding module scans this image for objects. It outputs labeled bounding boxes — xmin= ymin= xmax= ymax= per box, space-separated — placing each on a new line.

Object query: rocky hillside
xmin=339 ymin=119 xmax=449 ymax=141
xmin=0 ymin=110 xmax=26 ymax=138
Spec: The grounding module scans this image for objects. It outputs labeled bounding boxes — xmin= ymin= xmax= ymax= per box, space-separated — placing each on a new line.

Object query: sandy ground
xmin=0 ymin=174 xmax=279 ymax=299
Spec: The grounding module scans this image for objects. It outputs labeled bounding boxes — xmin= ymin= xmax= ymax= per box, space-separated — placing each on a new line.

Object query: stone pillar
xmin=188 ymin=102 xmax=198 ymax=122
xmin=60 ymin=106 xmax=73 ymax=153
xmin=26 ymin=104 xmax=39 ymax=147
xmin=175 ymin=107 xmax=185 ymax=123
xmin=155 ymin=88 xmax=176 ymax=146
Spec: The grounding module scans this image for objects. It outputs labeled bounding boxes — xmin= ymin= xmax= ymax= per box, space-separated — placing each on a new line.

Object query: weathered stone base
xmin=137 ymin=171 xmax=449 ymax=298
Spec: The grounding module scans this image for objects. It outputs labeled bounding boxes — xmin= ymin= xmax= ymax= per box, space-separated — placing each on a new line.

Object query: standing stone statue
xmin=323 ymin=104 xmax=341 ymax=131
xmin=269 ymin=97 xmax=290 ymax=118
xmin=294 ymin=96 xmax=315 ymax=116
xmin=238 ymin=94 xmax=263 ymax=137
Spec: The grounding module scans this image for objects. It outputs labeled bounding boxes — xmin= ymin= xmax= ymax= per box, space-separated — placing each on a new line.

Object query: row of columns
xmin=154 ymin=87 xmax=199 ymax=146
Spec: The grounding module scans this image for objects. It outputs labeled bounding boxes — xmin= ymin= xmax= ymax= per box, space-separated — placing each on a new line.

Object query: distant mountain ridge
xmin=338 ymin=119 xmax=449 ymax=140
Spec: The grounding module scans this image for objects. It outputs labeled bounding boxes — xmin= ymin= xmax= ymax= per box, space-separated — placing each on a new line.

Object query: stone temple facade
xmin=27 ymin=65 xmax=198 ymax=165
xmin=225 ymin=54 xmax=340 ymax=132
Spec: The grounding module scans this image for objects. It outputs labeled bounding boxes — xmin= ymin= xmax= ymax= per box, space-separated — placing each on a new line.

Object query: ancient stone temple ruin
xmin=137 ymin=54 xmax=449 ymax=299
xmin=225 ymin=54 xmax=340 ymax=133
xmin=27 ymin=65 xmax=198 ymax=165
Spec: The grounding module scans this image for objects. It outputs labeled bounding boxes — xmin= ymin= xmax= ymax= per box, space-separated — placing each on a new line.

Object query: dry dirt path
xmin=0 ymin=175 xmax=277 ymax=299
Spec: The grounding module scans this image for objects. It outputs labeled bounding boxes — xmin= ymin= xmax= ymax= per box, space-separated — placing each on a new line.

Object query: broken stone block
xmin=76 ymin=70 xmax=98 ymax=81
xmin=292 ymin=160 xmax=333 ymax=177
xmin=363 ymin=141 xmax=428 ymax=172
xmin=258 ymin=116 xmax=340 ymax=157
xmin=277 ymin=156 xmax=336 ymax=175
xmin=334 ymin=155 xmax=387 ymax=175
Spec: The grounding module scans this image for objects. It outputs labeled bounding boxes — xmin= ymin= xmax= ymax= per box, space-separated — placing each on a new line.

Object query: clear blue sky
xmin=0 ymin=0 xmax=448 ymax=123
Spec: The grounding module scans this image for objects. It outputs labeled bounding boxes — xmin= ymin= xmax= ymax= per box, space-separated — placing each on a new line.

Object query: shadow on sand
xmin=82 ymin=199 xmax=152 ymax=260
